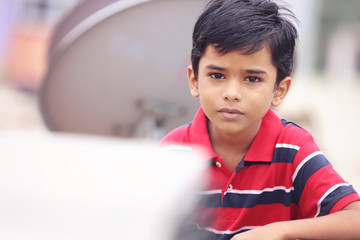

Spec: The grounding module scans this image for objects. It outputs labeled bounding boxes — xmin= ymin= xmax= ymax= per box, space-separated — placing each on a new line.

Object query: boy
xmin=159 ymin=0 xmax=360 ymax=239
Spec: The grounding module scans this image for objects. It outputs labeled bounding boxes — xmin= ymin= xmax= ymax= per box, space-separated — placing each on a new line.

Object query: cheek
xmin=199 ymin=93 xmax=213 ymax=107
xmin=246 ymin=90 xmax=274 ymax=111
xmin=246 ymin=88 xmax=272 ymax=101
xmin=199 ymin=85 xmax=217 ymax=99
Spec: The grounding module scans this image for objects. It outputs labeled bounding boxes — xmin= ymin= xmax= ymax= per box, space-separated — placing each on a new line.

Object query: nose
xmin=223 ymin=80 xmax=241 ymax=102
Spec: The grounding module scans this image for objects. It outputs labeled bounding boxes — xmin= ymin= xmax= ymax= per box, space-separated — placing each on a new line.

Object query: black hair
xmin=191 ymin=0 xmax=298 ymax=86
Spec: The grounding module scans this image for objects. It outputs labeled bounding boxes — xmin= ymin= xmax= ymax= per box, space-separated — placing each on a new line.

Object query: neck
xmin=208 ymin=121 xmax=261 ymax=172
xmin=210 ymin=121 xmax=261 ymax=150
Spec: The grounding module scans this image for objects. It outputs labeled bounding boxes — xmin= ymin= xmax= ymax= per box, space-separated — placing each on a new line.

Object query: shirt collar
xmin=189 ymin=107 xmax=282 ymax=163
xmin=189 ymin=108 xmax=218 ymax=161
xmin=244 ymin=109 xmax=283 ymax=162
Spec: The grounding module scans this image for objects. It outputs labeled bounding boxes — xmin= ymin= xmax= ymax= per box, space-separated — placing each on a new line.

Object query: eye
xmin=245 ymin=76 xmax=261 ymax=83
xmin=209 ymin=73 xmax=225 ymax=79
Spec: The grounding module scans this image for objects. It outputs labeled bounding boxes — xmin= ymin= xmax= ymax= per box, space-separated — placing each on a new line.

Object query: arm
xmin=231 ymin=201 xmax=360 ymax=240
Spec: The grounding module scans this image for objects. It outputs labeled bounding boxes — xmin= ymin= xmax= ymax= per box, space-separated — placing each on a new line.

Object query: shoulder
xmin=278 ymin=119 xmax=315 ymax=147
xmin=159 ymin=108 xmax=207 ymax=148
xmin=158 ymin=123 xmax=192 ymax=148
xmin=274 ymin=119 xmax=320 ymax=166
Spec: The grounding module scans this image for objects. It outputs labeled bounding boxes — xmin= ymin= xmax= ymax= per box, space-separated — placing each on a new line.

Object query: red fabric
xmin=160 ymin=107 xmax=360 ymax=235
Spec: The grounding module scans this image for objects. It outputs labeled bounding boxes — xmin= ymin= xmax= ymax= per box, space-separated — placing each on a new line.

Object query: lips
xmin=218 ymin=108 xmax=244 ymax=120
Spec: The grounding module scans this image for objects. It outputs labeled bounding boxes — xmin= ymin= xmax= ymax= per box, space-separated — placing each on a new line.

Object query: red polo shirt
xmin=160 ymin=108 xmax=359 ymax=239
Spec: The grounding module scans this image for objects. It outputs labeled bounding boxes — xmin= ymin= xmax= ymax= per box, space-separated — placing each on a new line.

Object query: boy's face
xmin=188 ymin=45 xmax=290 ymax=137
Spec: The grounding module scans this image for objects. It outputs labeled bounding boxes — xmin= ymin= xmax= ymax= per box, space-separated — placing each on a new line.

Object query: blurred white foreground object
xmin=0 ymin=131 xmax=203 ymax=240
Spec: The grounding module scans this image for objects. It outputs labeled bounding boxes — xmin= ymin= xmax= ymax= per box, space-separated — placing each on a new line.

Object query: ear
xmin=187 ymin=65 xmax=199 ymax=98
xmin=272 ymin=77 xmax=291 ymax=107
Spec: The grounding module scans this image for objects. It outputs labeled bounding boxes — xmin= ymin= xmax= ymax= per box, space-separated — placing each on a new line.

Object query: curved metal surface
xmin=40 ymin=0 xmax=205 ymax=138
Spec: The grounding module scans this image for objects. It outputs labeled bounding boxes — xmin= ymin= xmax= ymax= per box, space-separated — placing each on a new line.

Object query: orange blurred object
xmin=6 ymin=22 xmax=51 ymax=91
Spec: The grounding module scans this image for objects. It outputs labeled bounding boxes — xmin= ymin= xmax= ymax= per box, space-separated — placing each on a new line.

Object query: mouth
xmin=218 ymin=108 xmax=244 ymax=120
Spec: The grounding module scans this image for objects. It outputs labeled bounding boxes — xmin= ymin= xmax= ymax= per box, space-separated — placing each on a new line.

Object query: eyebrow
xmin=205 ymin=64 xmax=226 ymax=71
xmin=205 ymin=64 xmax=268 ymax=75
xmin=246 ymin=69 xmax=268 ymax=75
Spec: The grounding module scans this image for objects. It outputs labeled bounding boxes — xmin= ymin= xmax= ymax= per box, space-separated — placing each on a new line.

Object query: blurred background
xmin=0 ymin=0 xmax=80 ymax=130
xmin=0 ymin=0 xmax=359 ymax=188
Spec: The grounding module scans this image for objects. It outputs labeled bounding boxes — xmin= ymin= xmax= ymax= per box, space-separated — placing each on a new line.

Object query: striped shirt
xmin=159 ymin=108 xmax=360 ymax=240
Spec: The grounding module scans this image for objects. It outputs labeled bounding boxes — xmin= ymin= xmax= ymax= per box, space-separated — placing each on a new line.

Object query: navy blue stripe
xmin=198 ymin=190 xmax=292 ymax=208
xmin=236 ymin=159 xmax=245 ymax=172
xmin=272 ymin=147 xmax=298 ymax=163
xmin=281 ymin=119 xmax=302 ymax=128
xmin=223 ymin=190 xmax=292 ymax=208
xmin=243 ymin=161 xmax=271 ymax=167
xmin=209 ymin=158 xmax=217 ymax=167
xmin=199 ymin=193 xmax=222 ymax=207
xmin=318 ymin=184 xmax=357 ymax=217
xmin=292 ymin=154 xmax=330 ymax=204
xmin=181 ymin=122 xmax=192 ymax=127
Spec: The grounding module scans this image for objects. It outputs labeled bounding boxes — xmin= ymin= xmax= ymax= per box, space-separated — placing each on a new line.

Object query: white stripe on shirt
xmin=196 ymin=224 xmax=259 ymax=235
xmin=292 ymin=151 xmax=323 ymax=182
xmin=276 ymin=143 xmax=300 ymax=150
xmin=314 ymin=182 xmax=351 ymax=217
xmin=197 ymin=186 xmax=294 ymax=196
xmin=227 ymin=186 xmax=294 ymax=195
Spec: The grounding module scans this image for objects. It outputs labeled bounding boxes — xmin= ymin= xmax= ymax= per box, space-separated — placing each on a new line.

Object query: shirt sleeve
xmin=291 ymin=139 xmax=360 ymax=219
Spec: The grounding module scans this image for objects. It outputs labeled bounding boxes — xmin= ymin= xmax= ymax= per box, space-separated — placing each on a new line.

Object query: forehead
xmin=199 ymin=45 xmax=276 ymax=73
